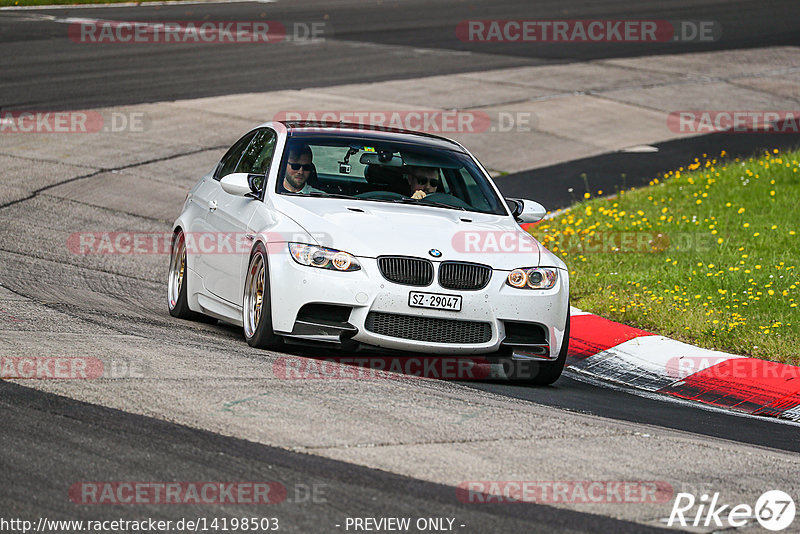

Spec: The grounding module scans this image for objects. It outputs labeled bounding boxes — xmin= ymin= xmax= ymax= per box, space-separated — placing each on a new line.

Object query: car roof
xmin=277 ymin=120 xmax=467 ymax=152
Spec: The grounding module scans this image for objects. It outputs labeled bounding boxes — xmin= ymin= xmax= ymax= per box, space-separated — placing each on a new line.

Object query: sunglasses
xmin=412 ymin=176 xmax=440 ymax=187
xmin=288 ymin=162 xmax=313 ymax=171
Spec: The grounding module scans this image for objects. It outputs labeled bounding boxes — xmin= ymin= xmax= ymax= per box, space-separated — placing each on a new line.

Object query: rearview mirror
xmin=220 ymin=173 xmax=261 ymax=197
xmin=506 ymin=198 xmax=546 ymax=223
xmin=360 ymin=152 xmax=402 ymax=167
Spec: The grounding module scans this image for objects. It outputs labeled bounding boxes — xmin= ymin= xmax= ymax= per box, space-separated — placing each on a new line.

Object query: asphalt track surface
xmin=0 ymin=0 xmax=798 ymax=109
xmin=1 ymin=380 xmax=665 ymax=533
xmin=2 ymin=1 xmax=800 ymax=532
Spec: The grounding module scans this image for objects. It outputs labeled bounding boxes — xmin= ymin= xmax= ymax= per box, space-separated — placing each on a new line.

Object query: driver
xmin=280 ymin=144 xmax=323 ymax=194
xmin=405 ymin=166 xmax=440 ymax=200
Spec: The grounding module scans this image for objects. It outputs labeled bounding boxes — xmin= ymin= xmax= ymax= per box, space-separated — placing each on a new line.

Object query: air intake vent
xmin=365 ymin=312 xmax=492 ymax=344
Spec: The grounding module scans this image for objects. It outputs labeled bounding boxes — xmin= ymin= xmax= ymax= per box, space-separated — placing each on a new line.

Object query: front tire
xmin=168 ymin=230 xmax=215 ymax=323
xmin=243 ymin=243 xmax=282 ymax=349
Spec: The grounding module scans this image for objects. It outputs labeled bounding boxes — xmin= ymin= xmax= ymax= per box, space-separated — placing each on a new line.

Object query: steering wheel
xmin=417 ymin=192 xmax=473 ymax=209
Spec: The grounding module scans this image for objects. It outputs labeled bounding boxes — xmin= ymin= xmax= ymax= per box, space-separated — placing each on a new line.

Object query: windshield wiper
xmin=392 ymin=198 xmax=467 ymax=211
xmin=301 ymin=192 xmax=355 ymax=200
xmin=291 ymin=192 xmax=468 ymax=211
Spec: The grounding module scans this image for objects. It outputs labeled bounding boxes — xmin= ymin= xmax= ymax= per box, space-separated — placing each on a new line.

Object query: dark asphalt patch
xmin=495 ymin=130 xmax=800 ymax=209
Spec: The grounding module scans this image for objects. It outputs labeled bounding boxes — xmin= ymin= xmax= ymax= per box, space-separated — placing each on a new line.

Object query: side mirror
xmin=506 ymin=198 xmax=546 ymax=223
xmin=220 ymin=173 xmax=262 ymax=197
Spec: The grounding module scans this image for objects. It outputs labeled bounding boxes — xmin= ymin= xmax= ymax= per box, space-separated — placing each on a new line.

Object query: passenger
xmin=404 ymin=166 xmax=440 ymax=200
xmin=280 ymin=144 xmax=323 ymax=194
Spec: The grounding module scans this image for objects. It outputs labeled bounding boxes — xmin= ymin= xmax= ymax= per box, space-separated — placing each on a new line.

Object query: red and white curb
xmin=567 ymin=308 xmax=800 ymax=421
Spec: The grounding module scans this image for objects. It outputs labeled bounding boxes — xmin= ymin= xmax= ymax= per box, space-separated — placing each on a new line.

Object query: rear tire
xmin=504 ymin=313 xmax=569 ymax=385
xmin=168 ymin=230 xmax=216 ymax=323
xmin=243 ymin=243 xmax=282 ymax=349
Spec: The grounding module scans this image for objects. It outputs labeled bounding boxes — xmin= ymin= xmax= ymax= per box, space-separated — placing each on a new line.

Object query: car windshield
xmin=275 ymin=136 xmax=508 ymax=215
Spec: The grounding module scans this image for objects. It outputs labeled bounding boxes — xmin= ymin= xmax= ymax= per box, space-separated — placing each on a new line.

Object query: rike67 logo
xmin=667 ymin=490 xmax=795 ymax=531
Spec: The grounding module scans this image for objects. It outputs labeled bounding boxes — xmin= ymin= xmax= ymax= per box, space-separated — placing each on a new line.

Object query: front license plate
xmin=408 ymin=291 xmax=462 ymax=311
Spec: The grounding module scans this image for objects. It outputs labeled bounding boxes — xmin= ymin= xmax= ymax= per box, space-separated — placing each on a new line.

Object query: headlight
xmin=288 ymin=243 xmax=361 ymax=272
xmin=506 ymin=267 xmax=558 ymax=289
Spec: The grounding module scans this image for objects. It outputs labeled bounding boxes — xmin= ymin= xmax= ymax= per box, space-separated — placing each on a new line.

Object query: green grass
xmin=528 ymin=148 xmax=800 ymax=364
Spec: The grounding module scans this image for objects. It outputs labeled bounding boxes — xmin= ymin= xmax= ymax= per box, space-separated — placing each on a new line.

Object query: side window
xmin=214 ymin=130 xmax=258 ymax=180
xmin=236 ymin=129 xmax=277 ymax=175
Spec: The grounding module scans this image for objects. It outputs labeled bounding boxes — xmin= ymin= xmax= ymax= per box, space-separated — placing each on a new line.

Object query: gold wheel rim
xmin=244 ymin=253 xmax=265 ymax=338
xmin=254 ymin=261 xmax=264 ymax=327
xmin=168 ymin=233 xmax=186 ymax=309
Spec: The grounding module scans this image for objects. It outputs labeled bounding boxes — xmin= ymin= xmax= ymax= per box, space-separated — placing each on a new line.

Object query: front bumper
xmin=266 ymin=243 xmax=569 ymax=357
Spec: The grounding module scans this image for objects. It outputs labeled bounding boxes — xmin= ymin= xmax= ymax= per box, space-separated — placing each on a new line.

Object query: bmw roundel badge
xmin=429 ymin=249 xmax=442 ymax=258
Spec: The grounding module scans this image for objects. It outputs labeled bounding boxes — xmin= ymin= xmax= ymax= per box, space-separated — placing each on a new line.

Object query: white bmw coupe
xmin=169 ymin=121 xmax=570 ymax=384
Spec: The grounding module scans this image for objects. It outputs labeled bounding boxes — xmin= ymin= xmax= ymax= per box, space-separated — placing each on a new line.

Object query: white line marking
xmin=621 ymin=144 xmax=659 ymax=153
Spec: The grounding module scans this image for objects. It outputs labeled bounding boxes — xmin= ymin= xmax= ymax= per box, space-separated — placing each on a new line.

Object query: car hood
xmin=272 ymin=196 xmax=541 ymax=270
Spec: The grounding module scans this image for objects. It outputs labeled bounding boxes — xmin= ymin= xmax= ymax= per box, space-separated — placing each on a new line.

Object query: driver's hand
xmin=411 ymin=190 xmax=427 ymax=200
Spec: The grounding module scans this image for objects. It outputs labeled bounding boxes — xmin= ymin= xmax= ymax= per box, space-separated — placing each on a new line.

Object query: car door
xmin=192 ymin=130 xmax=259 ymax=282
xmin=204 ymin=127 xmax=277 ymax=305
